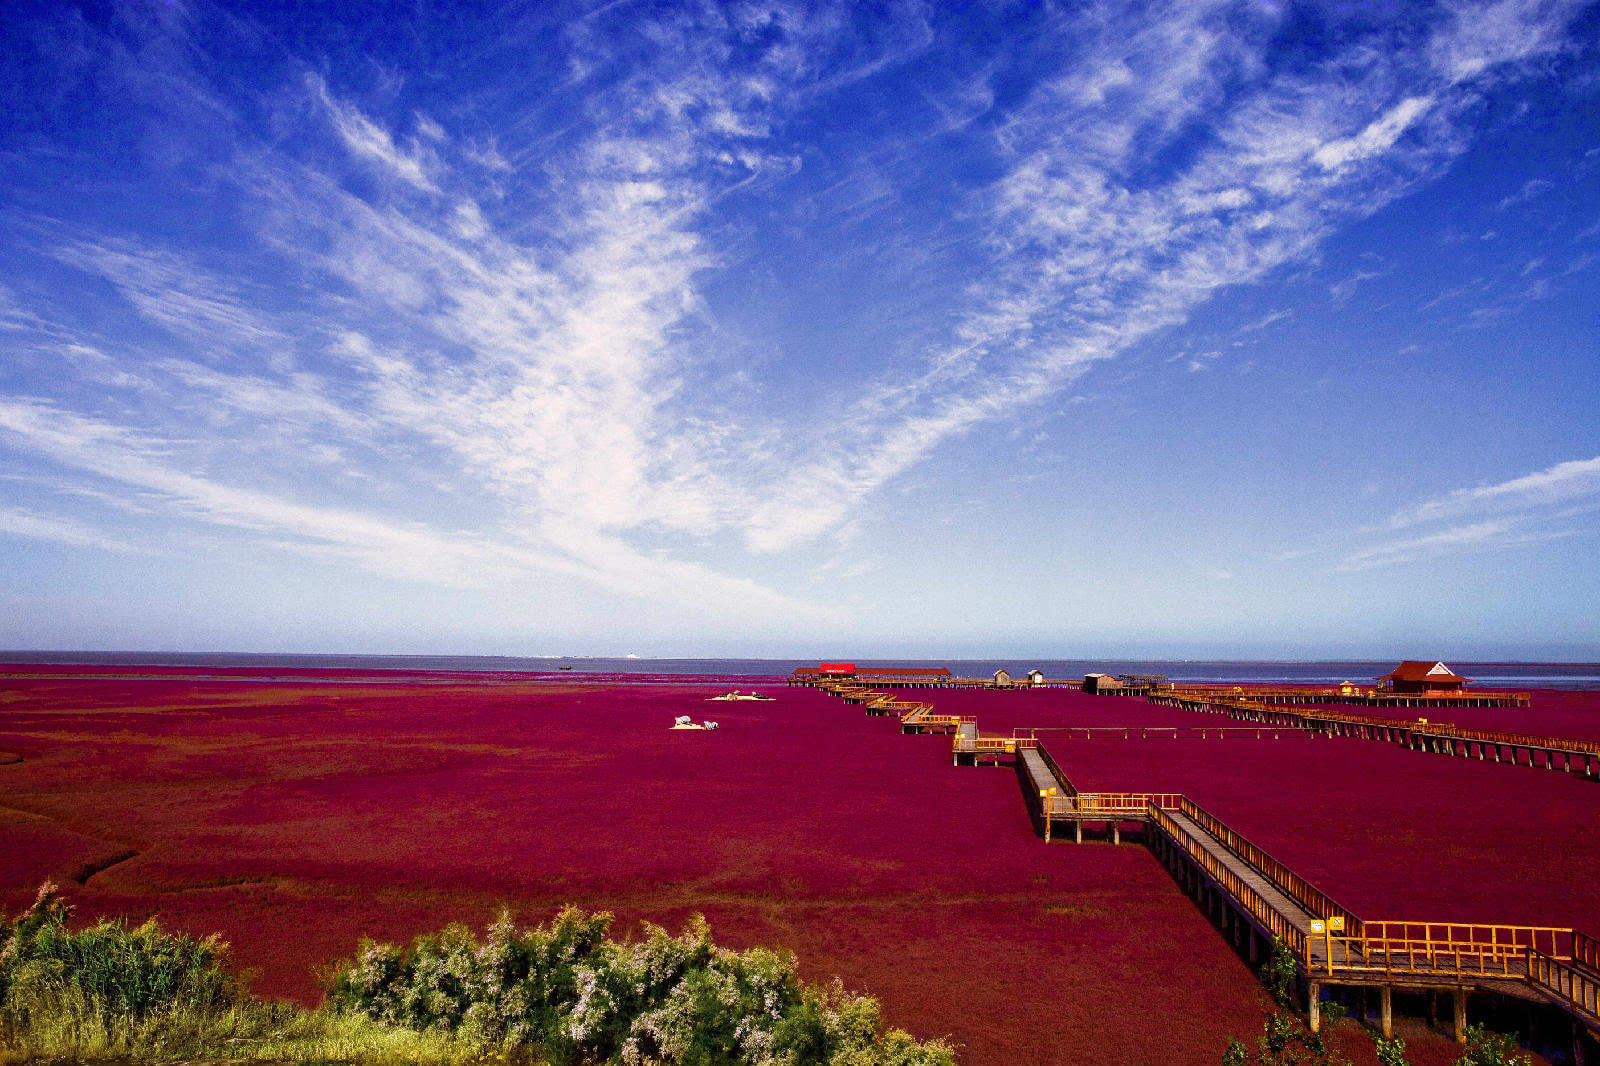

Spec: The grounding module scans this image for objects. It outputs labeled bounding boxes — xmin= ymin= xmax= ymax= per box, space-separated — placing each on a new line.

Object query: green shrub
xmin=1455 ymin=1024 xmax=1530 ymax=1066
xmin=329 ymin=908 xmax=956 ymax=1066
xmin=1259 ymin=937 xmax=1299 ymax=1009
xmin=1220 ymin=1010 xmax=1348 ymax=1066
xmin=0 ymin=884 xmax=954 ymax=1065
xmin=1369 ymin=1030 xmax=1408 ymax=1056
xmin=1373 ymin=1034 xmax=1409 ymax=1066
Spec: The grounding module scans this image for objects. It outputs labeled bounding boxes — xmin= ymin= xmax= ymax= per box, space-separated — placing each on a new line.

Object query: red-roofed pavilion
xmin=1378 ymin=661 xmax=1469 ymax=695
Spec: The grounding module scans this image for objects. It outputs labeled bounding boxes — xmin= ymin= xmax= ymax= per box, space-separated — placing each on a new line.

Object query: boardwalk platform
xmin=1147 ymin=792 xmax=1596 ymax=1040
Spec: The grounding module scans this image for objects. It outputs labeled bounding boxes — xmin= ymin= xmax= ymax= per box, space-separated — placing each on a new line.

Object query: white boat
xmin=707 ymin=691 xmax=775 ymax=701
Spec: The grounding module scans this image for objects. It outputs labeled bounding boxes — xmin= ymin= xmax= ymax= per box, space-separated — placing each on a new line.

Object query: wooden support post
xmin=1112 ymin=823 xmax=1121 ymax=845
xmin=1044 ymin=814 xmax=1051 ymax=843
xmin=1074 ymin=821 xmax=1081 ymax=844
xmin=1453 ymin=989 xmax=1467 ymax=1044
xmin=1380 ymin=986 xmax=1392 ymax=1039
xmin=1249 ymin=930 xmax=1261 ymax=966
xmin=1308 ymin=982 xmax=1321 ymax=1034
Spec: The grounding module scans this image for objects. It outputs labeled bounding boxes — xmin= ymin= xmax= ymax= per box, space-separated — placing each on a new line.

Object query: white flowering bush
xmin=327 ymin=909 xmax=956 ymax=1066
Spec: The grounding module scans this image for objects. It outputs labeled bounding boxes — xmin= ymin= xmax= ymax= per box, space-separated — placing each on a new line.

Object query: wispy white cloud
xmin=51 ymin=239 xmax=285 ymax=353
xmin=1235 ymin=309 xmax=1292 ymax=335
xmin=1499 ymin=177 xmax=1556 ymax=209
xmin=0 ymin=396 xmax=829 ymax=620
xmin=1323 ymin=455 xmax=1600 ymax=571
xmin=311 ymin=74 xmax=440 ymax=193
xmin=1313 ymin=95 xmax=1436 ymax=171
xmin=0 ymin=507 xmax=147 ymax=554
xmin=1335 ymin=519 xmax=1576 ymax=572
xmin=1390 ymin=456 xmax=1600 ymax=528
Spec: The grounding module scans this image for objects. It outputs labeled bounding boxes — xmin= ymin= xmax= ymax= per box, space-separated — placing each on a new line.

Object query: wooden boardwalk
xmin=1150 ymin=691 xmax=1600 ymax=780
xmin=798 ymin=674 xmax=1600 ymax=1050
xmin=1163 ymin=683 xmax=1530 ymax=709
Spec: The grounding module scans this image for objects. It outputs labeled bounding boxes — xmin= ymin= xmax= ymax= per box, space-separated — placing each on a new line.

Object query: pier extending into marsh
xmin=1151 ymin=691 xmax=1600 ymax=780
xmin=796 ymin=673 xmax=1600 ymax=1053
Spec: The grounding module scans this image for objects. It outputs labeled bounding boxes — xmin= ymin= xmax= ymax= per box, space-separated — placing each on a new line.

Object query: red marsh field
xmin=3 ymin=668 xmax=1597 ymax=1065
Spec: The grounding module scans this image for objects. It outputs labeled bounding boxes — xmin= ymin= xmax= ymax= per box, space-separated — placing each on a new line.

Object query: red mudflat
xmin=3 ymin=671 xmax=1593 ymax=1066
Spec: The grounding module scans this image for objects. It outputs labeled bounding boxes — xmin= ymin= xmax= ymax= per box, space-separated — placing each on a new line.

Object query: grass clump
xmin=0 ymin=882 xmax=954 ymax=1066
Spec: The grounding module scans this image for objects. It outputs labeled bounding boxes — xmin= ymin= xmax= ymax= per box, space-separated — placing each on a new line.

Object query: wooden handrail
xmin=1164 ymin=684 xmax=1530 ymax=703
xmin=1156 ymin=693 xmax=1598 ymax=756
xmin=1179 ymin=798 xmax=1363 ymax=937
xmin=1045 ymin=792 xmax=1181 ymax=816
xmin=1325 ymin=938 xmax=1522 ymax=979
xmin=1528 ymin=950 xmax=1600 ymax=1024
xmin=1035 ymin=744 xmax=1077 ymax=798
xmin=1324 ymin=922 xmax=1574 ymax=981
xmin=1358 ymin=922 xmax=1570 ymax=957
xmin=1150 ymin=804 xmax=1309 ymax=961
xmin=1015 ymin=725 xmax=1285 ymax=739
xmin=1074 ymin=792 xmax=1181 ymax=814
xmin=1575 ymin=931 xmax=1600 ymax=976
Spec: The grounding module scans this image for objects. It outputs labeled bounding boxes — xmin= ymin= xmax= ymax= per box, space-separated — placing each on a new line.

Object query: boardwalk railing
xmin=1163 ymin=684 xmax=1531 ymax=708
xmin=1149 ymin=804 xmax=1309 ymax=959
xmin=1082 ymin=792 xmax=1180 ymax=816
xmin=1323 ymin=922 xmax=1573 ymax=979
xmin=954 ymin=733 xmax=1035 ymax=756
xmin=1154 ymin=693 xmax=1600 ymax=760
xmin=1019 ymin=725 xmax=1284 ymax=740
xmin=1179 ymin=798 xmax=1363 ymax=937
xmin=1433 ymin=723 xmax=1600 ymax=757
xmin=1576 ymin=931 xmax=1600 ymax=975
xmin=1528 ymin=951 xmax=1600 ymax=1025
xmin=1035 ymin=744 xmax=1077 ymax=798
xmin=1045 ymin=792 xmax=1181 ymax=818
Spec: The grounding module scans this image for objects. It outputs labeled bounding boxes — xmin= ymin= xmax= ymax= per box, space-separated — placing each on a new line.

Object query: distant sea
xmin=5 ymin=652 xmax=1600 ymax=689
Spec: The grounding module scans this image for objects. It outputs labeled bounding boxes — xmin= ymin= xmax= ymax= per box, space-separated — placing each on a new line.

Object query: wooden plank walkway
xmin=803 ymin=672 xmax=1600 ymax=1048
xmin=1156 ymin=805 xmax=1323 ymax=960
xmin=1018 ymin=747 xmax=1062 ymax=799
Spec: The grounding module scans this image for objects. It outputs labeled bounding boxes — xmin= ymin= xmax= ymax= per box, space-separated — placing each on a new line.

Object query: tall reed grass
xmin=1 ymin=882 xmax=954 ymax=1066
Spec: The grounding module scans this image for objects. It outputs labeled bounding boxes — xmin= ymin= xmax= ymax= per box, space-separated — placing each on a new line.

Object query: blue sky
xmin=1 ymin=0 xmax=1597 ymax=659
